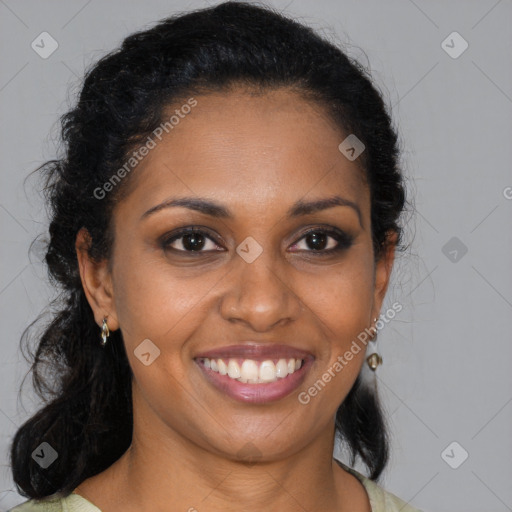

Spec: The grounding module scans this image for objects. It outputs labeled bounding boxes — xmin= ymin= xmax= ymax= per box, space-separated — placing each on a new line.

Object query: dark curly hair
xmin=10 ymin=0 xmax=407 ymax=500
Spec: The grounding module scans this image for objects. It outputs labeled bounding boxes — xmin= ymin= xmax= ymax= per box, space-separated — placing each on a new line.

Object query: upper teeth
xmin=200 ymin=358 xmax=303 ymax=384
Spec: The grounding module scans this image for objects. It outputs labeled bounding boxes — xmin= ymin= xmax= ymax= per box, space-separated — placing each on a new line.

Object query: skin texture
xmin=74 ymin=86 xmax=397 ymax=512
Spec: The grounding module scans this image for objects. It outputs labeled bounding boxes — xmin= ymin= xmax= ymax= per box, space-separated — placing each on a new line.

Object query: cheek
xmin=295 ymin=252 xmax=375 ymax=409
xmin=299 ymin=256 xmax=375 ymax=339
xmin=111 ymin=245 xmax=222 ymax=352
xmin=294 ymin=264 xmax=374 ymax=420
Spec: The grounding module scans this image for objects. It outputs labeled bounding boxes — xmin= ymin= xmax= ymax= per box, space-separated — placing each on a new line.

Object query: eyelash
xmin=160 ymin=226 xmax=354 ymax=256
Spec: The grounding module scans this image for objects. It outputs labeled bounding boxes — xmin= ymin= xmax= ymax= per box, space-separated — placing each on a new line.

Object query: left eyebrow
xmin=140 ymin=194 xmax=363 ymax=227
xmin=288 ymin=195 xmax=362 ymax=227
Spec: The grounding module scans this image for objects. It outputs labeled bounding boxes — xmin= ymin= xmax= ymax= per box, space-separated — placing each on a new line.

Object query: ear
xmin=75 ymin=227 xmax=119 ymax=331
xmin=371 ymin=230 xmax=398 ymax=319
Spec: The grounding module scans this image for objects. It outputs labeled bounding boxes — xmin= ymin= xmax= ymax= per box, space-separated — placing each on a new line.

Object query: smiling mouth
xmin=193 ymin=343 xmax=314 ymax=403
xmin=197 ymin=357 xmax=304 ymax=384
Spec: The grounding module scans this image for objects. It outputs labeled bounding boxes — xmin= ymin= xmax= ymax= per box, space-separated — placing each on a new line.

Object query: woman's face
xmin=79 ymin=86 xmax=395 ymax=461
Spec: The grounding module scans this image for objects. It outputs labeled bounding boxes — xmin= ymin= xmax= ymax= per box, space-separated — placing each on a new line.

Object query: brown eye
xmin=161 ymin=228 xmax=223 ymax=253
xmin=290 ymin=228 xmax=354 ymax=254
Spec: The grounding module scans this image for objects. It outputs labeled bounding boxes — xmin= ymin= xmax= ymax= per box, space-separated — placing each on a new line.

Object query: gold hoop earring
xmin=367 ymin=317 xmax=382 ymax=371
xmin=100 ymin=317 xmax=110 ymax=346
xmin=369 ymin=317 xmax=378 ymax=340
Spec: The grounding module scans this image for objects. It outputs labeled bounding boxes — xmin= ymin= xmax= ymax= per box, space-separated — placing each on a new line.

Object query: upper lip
xmin=194 ymin=343 xmax=314 ymax=361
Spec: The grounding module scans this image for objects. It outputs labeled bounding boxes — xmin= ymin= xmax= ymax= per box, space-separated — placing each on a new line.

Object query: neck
xmin=77 ymin=386 xmax=370 ymax=512
xmin=118 ymin=433 xmax=341 ymax=511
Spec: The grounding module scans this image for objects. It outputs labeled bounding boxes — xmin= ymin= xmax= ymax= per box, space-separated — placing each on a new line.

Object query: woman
xmin=9 ymin=2 xmax=421 ymax=511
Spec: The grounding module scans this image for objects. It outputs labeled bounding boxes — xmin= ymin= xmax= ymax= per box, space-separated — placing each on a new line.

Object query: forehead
xmin=114 ymin=87 xmax=370 ymax=222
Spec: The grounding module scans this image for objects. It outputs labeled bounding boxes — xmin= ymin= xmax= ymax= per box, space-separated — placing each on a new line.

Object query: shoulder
xmin=8 ymin=497 xmax=62 ymax=512
xmin=335 ymin=459 xmax=424 ymax=512
xmin=8 ymin=493 xmax=101 ymax=512
xmin=360 ymin=478 xmax=423 ymax=512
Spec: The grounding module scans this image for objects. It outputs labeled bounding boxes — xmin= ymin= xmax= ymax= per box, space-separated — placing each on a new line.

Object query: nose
xmin=219 ymin=249 xmax=303 ymax=332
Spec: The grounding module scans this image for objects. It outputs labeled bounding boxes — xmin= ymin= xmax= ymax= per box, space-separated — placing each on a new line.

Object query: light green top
xmin=8 ymin=461 xmax=422 ymax=512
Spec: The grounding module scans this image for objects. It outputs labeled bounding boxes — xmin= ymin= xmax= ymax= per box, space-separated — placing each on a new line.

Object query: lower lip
xmin=195 ymin=358 xmax=313 ymax=404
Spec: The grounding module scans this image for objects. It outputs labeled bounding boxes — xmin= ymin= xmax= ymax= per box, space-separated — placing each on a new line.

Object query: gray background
xmin=1 ymin=1 xmax=511 ymax=511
